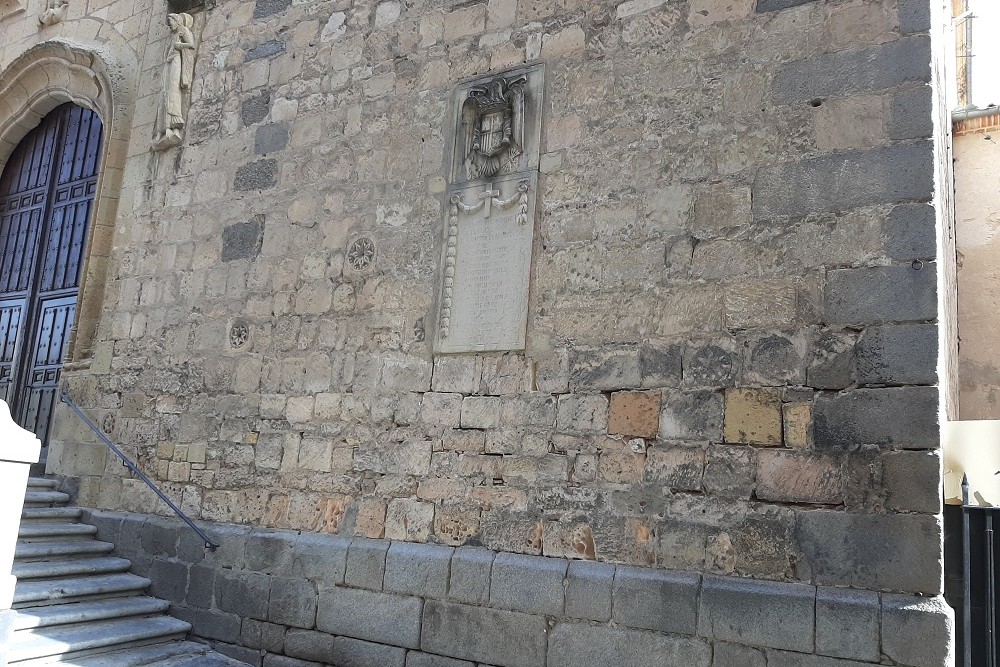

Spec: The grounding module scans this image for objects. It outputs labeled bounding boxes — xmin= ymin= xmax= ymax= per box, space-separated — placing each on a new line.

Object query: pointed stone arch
xmin=0 ymin=39 xmax=136 ymax=366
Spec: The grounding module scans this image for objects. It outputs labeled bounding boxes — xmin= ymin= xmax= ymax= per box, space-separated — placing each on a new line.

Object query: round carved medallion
xmin=229 ymin=320 xmax=251 ymax=349
xmin=347 ymin=237 xmax=376 ymax=271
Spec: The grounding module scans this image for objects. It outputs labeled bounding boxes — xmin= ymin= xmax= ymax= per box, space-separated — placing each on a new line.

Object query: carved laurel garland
xmin=439 ymin=180 xmax=530 ymax=340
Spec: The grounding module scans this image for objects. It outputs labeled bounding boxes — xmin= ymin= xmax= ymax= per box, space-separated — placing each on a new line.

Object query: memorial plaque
xmin=437 ymin=173 xmax=537 ymax=353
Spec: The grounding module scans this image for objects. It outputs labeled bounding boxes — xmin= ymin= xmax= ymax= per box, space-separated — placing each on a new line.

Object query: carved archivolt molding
xmin=38 ymin=0 xmax=68 ymax=26
xmin=0 ymin=39 xmax=136 ymax=366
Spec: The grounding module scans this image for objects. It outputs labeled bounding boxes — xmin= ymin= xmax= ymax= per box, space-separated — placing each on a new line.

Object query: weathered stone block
xmin=268 ymin=576 xmax=316 ymax=628
xmin=333 ymin=637 xmax=406 ymax=667
xmin=254 ymin=0 xmax=291 ymax=20
xmin=570 ymin=349 xmax=641 ymax=391
xmin=316 ymin=586 xmax=422 ymax=649
xmin=815 ymin=588 xmax=879 ymax=662
xmin=234 ymin=159 xmax=279 ymax=191
xmin=490 ymin=552 xmax=567 ymax=615
xmin=241 ymin=90 xmax=271 ymax=126
xmin=607 ymin=390 xmax=661 ymax=438
xmin=187 ymin=564 xmax=216 ymax=608
xmin=344 ymin=539 xmax=390 ymax=590
xmin=743 ymin=334 xmax=806 ymax=386
xmin=384 ymin=542 xmax=453 ymax=599
xmin=638 ymin=344 xmax=682 ymax=388
xmin=148 ymin=558 xmax=187 ymax=603
xmin=644 ymin=446 xmax=705 ymax=491
xmin=755 ymin=0 xmax=816 ymax=12
xmin=883 ymin=450 xmax=941 ymax=513
xmin=460 ymin=396 xmax=502 ymax=429
xmin=246 ymin=40 xmax=287 ymax=62
xmin=611 ymin=566 xmax=700 ymax=635
xmin=825 ymin=264 xmax=936 ymax=325
xmin=756 ymin=450 xmax=844 ymax=504
xmin=659 ymin=390 xmax=723 ymax=441
xmin=547 ymin=623 xmax=711 ymax=667
xmin=431 ymin=356 xmax=481 ymax=393
xmin=254 ymin=122 xmax=289 ymax=154
xmin=703 ymin=445 xmax=755 ymax=499
xmin=564 ymin=560 xmax=614 ymax=622
xmin=448 ymin=547 xmax=493 ymax=605
xmin=885 ymin=203 xmax=936 ymax=260
xmin=241 ymin=618 xmax=285 ymax=653
xmin=683 ymin=344 xmax=739 ymax=387
xmin=899 ymin=0 xmax=932 ymax=33
xmin=856 ymin=324 xmax=937 ymax=385
xmin=216 ymin=569 xmax=271 ymax=621
xmin=724 ymin=388 xmax=782 ymax=446
xmin=290 ymin=532 xmax=350 ymax=583
xmin=556 ymin=394 xmax=609 ymax=433
xmin=813 ymin=386 xmax=938 ymax=449
xmin=797 ymin=510 xmax=942 ymax=594
xmin=881 ymin=594 xmax=954 ymax=667
xmin=422 ymin=601 xmax=547 ymax=667
xmin=783 ymin=402 xmax=811 ymax=448
xmin=697 ymin=575 xmax=815 ymax=652
xmin=712 ymin=642 xmax=765 ymax=667
xmin=421 ymin=393 xmax=463 ymax=427
xmin=772 ymin=35 xmax=931 ymax=105
xmin=890 ymin=86 xmax=934 ymax=140
xmin=246 ymin=529 xmax=295 ymax=573
xmin=264 ymin=654 xmax=323 ymax=667
xmin=171 ymin=607 xmax=241 ymax=643
xmin=283 ymin=629 xmax=336 ymax=663
xmin=385 ymin=498 xmax=435 ymax=541
xmin=222 ymin=219 xmax=264 ymax=262
xmin=808 ymin=331 xmax=855 ymax=390
xmin=405 ymin=652 xmax=473 ymax=667
xmin=753 ymin=143 xmax=933 ymax=219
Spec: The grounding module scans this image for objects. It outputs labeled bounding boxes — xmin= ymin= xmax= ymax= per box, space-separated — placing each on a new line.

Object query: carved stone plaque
xmin=437 ymin=173 xmax=537 ymax=353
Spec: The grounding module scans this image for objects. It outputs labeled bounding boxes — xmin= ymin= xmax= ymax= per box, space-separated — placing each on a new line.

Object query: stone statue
xmin=38 ymin=0 xmax=68 ymax=26
xmin=153 ymin=12 xmax=197 ymax=151
xmin=461 ymin=74 xmax=527 ymax=181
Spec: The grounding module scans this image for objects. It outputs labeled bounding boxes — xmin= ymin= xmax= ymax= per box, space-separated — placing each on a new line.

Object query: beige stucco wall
xmin=955 ymin=116 xmax=1000 ymax=419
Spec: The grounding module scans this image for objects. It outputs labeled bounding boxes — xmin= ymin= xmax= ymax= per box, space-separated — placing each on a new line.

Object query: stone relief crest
xmin=153 ymin=12 xmax=198 ymax=151
xmin=461 ymin=74 xmax=527 ymax=181
xmin=38 ymin=0 xmax=67 ymax=26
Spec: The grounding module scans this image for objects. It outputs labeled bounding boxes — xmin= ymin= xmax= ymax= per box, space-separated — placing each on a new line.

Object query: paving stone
xmin=384 ymin=542 xmax=453 ymax=599
xmin=489 ymin=552 xmax=566 ymax=615
xmin=611 ymin=566 xmax=700 ymax=635
xmin=421 ymin=601 xmax=547 ymax=667
xmin=772 ymin=35 xmax=931 ymax=105
xmin=564 ymin=560 xmax=614 ymax=622
xmin=448 ymin=547 xmax=493 ymax=605
xmin=317 ymin=586 xmax=422 ymax=649
xmin=813 ymin=386 xmax=938 ymax=450
xmin=697 ymin=575 xmax=814 ymax=652
xmin=334 ymin=637 xmax=406 ymax=667
xmin=815 ymin=588 xmax=879 ymax=662
xmin=547 ymin=622 xmax=711 ymax=667
xmin=344 ymin=538 xmax=390 ymax=590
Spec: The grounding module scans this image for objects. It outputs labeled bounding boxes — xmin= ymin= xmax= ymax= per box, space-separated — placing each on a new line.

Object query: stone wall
xmin=87 ymin=509 xmax=953 ymax=667
xmin=0 ymin=0 xmax=954 ymax=661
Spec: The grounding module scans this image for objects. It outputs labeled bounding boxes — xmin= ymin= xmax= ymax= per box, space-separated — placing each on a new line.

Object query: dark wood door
xmin=0 ymin=103 xmax=103 ymax=446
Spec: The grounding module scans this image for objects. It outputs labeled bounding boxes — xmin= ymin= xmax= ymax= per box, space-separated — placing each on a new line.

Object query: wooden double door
xmin=0 ymin=103 xmax=103 ymax=446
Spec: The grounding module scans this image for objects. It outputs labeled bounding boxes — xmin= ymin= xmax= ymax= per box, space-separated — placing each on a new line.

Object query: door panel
xmin=0 ymin=103 xmax=103 ymax=446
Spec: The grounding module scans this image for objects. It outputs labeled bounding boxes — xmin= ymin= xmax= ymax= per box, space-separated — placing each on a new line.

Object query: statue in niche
xmin=461 ymin=74 xmax=527 ymax=181
xmin=153 ymin=12 xmax=197 ymax=151
xmin=38 ymin=0 xmax=68 ymax=26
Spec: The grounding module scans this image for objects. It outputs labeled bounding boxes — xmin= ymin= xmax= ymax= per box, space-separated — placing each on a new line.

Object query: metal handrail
xmin=59 ymin=391 xmax=219 ymax=551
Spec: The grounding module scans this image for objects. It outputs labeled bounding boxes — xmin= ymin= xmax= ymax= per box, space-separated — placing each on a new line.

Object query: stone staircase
xmin=8 ymin=478 xmax=247 ymax=666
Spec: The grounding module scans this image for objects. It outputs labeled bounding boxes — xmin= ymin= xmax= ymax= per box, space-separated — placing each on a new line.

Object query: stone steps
xmin=18 ymin=523 xmax=97 ymax=540
xmin=13 ymin=556 xmax=132 ymax=580
xmin=6 ymin=477 xmax=249 ymax=666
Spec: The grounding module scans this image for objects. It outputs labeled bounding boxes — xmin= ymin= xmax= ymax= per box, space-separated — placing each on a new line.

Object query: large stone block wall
xmin=31 ymin=0 xmax=944 ymax=598
xmin=86 ymin=509 xmax=953 ymax=667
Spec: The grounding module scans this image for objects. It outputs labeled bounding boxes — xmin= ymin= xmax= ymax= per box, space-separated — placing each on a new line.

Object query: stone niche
xmin=436 ymin=64 xmax=544 ymax=354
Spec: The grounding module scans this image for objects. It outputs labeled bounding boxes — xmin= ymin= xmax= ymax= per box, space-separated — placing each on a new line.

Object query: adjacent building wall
xmin=0 ymin=0 xmax=953 ymax=664
xmin=954 ymin=111 xmax=1000 ymax=419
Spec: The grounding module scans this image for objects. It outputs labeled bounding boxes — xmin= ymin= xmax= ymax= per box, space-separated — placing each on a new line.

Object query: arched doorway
xmin=0 ymin=103 xmax=103 ymax=448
